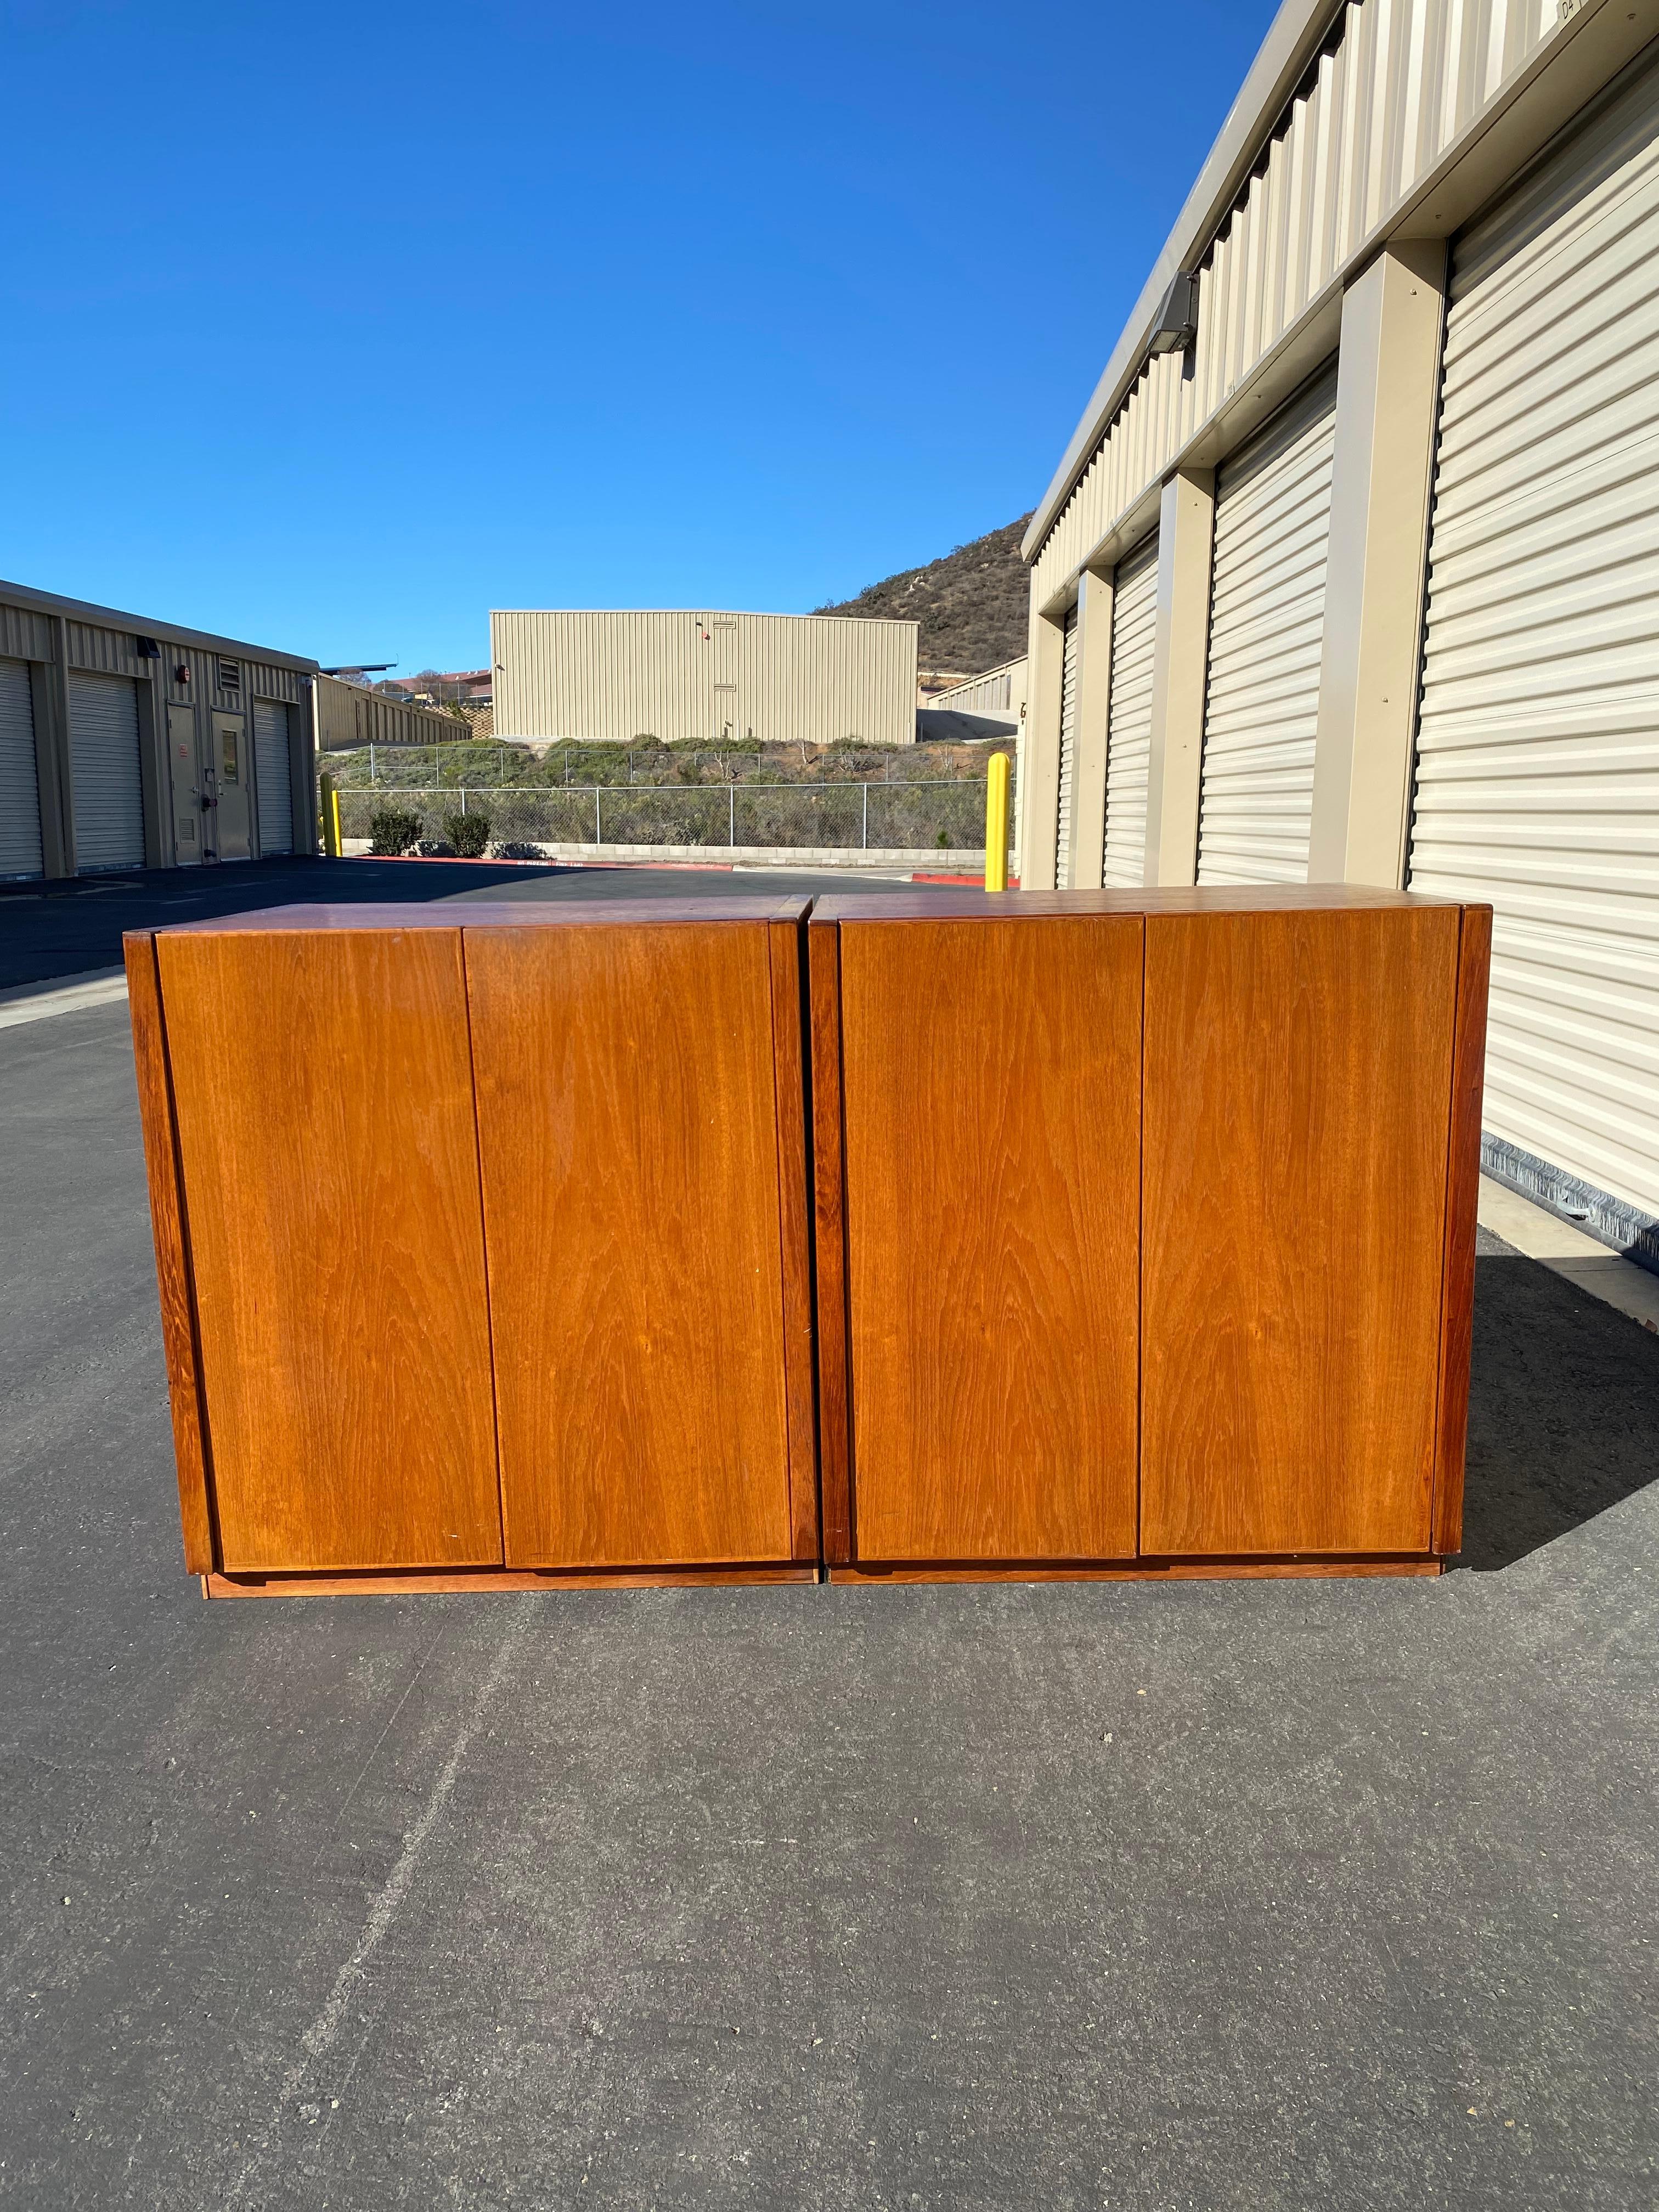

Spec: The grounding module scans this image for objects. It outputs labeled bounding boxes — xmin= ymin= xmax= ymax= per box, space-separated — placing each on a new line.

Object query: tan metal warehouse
xmin=491 ymin=609 xmax=919 ymax=747
xmin=313 ymin=672 xmax=478 ymax=752
xmin=0 ymin=579 xmax=318 ymax=879
xmin=1017 ymin=0 xmax=1659 ymax=1270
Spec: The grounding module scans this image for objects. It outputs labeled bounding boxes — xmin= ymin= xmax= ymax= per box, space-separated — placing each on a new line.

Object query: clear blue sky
xmin=1 ymin=0 xmax=1279 ymax=674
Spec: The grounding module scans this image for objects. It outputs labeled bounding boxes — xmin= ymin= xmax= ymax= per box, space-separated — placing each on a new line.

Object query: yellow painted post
xmin=319 ymin=770 xmax=342 ymax=857
xmin=984 ymin=751 xmax=1009 ymax=892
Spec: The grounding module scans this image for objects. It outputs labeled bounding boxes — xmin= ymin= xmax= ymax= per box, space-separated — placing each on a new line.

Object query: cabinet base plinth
xmin=828 ymin=1554 xmax=1444 ymax=1583
xmin=202 ymin=1564 xmax=819 ymax=1599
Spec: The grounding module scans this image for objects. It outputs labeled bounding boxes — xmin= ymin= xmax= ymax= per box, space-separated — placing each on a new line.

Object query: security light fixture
xmin=1147 ymin=272 xmax=1198 ymax=355
xmin=174 ymin=664 xmax=191 ymax=684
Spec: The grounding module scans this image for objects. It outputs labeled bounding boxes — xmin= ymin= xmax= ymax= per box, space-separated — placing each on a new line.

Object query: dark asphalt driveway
xmin=0 ymin=936 xmax=1656 ymax=2206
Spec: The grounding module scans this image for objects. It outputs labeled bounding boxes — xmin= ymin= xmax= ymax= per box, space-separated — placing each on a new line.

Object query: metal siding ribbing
xmin=1409 ymin=53 xmax=1659 ymax=1221
xmin=492 ymin=610 xmax=917 ymax=746
xmin=252 ymin=698 xmax=294 ymax=853
xmin=313 ymin=673 xmax=471 ymax=752
xmin=930 ymin=659 xmax=1023 ymax=714
xmin=0 ymin=658 xmax=43 ymax=878
xmin=67 ymin=670 xmax=145 ymax=871
xmin=1197 ymin=365 xmax=1339 ymax=885
xmin=1030 ymin=0 xmax=1561 ymax=610
xmin=1054 ymin=607 xmax=1080 ymax=873
xmin=1101 ymin=535 xmax=1160 ymax=888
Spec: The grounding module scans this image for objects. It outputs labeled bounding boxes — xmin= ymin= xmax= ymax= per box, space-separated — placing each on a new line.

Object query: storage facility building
xmin=1 ymin=579 xmax=317 ymax=879
xmin=1017 ymin=0 xmax=1659 ymax=1268
xmin=492 ymin=610 xmax=919 ymax=747
xmin=313 ymin=672 xmax=481 ymax=752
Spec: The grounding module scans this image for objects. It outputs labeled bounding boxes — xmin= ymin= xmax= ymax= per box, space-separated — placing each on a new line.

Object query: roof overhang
xmin=0 ymin=575 xmax=319 ymax=674
xmin=1020 ymin=0 xmax=1347 ymax=563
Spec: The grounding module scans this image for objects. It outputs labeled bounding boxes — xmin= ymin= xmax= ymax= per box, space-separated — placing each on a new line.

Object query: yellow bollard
xmin=984 ymin=751 xmax=1010 ymax=892
xmin=319 ymin=770 xmax=342 ymax=858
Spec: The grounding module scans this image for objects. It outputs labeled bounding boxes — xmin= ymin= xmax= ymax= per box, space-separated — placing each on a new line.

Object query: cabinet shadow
xmin=1457 ymin=1247 xmax=1659 ymax=1571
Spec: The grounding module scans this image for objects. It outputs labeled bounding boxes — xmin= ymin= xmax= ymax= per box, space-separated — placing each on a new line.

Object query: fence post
xmin=460 ymin=787 xmax=467 ymax=816
xmin=729 ymin=783 xmax=735 ymax=848
xmin=862 ymin=783 xmax=868 ymax=850
xmin=595 ymin=787 xmax=602 ymax=846
xmin=369 ymin=742 xmax=375 ymax=787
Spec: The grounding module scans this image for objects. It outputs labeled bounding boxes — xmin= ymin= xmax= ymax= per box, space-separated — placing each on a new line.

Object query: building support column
xmin=1142 ymin=467 xmax=1215 ymax=886
xmin=1065 ymin=567 xmax=1114 ymax=889
xmin=1309 ymin=238 xmax=1448 ymax=886
xmin=1017 ymin=597 xmax=1068 ymax=890
xmin=36 ymin=616 xmax=76 ymax=878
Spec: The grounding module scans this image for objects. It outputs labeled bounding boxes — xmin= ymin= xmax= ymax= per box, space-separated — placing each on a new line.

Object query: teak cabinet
xmin=129 ymin=886 xmax=1488 ymax=1598
xmin=808 ymin=888 xmax=1491 ymax=1582
xmin=126 ymin=899 xmax=819 ymax=1595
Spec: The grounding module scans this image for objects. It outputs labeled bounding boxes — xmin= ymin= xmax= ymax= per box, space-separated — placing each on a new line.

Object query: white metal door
xmin=253 ymin=698 xmax=294 ymax=854
xmin=1054 ymin=603 xmax=1080 ymax=881
xmin=68 ymin=671 xmax=145 ymax=872
xmin=1197 ymin=364 xmax=1338 ymax=884
xmin=0 ymin=658 xmax=43 ymax=879
xmin=1409 ymin=54 xmax=1659 ymax=1223
xmin=1101 ymin=533 xmax=1159 ymax=887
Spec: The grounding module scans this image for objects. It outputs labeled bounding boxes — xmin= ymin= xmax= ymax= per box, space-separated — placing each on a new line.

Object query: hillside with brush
xmin=814 ymin=515 xmax=1031 ymax=675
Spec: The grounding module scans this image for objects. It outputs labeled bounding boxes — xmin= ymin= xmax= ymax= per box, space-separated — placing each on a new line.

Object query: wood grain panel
xmin=838 ymin=915 xmax=1143 ymax=1562
xmin=808 ymin=918 xmax=853 ymax=1566
xmin=123 ymin=932 xmax=216 ymax=1574
xmin=1431 ymin=904 xmax=1492 ymax=1558
xmin=830 ymin=1557 xmax=1442 ymax=1583
xmin=466 ymin=922 xmax=794 ymax=1569
xmin=154 ymin=926 xmax=503 ymax=1573
xmin=1141 ymin=906 xmax=1460 ymax=1557
xmin=768 ymin=917 xmax=820 ymax=1562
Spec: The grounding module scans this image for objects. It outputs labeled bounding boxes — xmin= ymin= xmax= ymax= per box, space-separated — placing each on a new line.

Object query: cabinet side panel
xmin=769 ymin=917 xmax=821 ymax=1564
xmin=125 ymin=933 xmax=216 ymax=1575
xmin=840 ymin=915 xmax=1142 ymax=1564
xmin=469 ymin=923 xmax=792 ymax=1570
xmin=1142 ymin=907 xmax=1458 ymax=1555
xmin=1432 ymin=905 xmax=1492 ymax=1558
xmin=808 ymin=920 xmax=853 ymax=1567
xmin=155 ymin=927 xmax=503 ymax=1573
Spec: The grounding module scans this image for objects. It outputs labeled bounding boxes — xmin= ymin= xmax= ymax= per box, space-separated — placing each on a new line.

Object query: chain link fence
xmin=337 ymin=781 xmax=992 ymax=853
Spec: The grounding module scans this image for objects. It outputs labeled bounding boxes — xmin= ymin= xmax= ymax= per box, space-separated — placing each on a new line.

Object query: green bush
xmin=443 ymin=810 xmax=491 ymax=858
xmin=367 ymin=805 xmax=422 ymax=856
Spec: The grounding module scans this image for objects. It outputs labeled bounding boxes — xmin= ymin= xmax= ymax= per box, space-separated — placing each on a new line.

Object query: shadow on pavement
xmin=1460 ymin=1247 xmax=1659 ymax=1570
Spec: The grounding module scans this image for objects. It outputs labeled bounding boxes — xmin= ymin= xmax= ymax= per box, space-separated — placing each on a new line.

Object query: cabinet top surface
xmin=811 ymin=885 xmax=1480 ymax=924
xmin=131 ymin=895 xmax=812 ymax=943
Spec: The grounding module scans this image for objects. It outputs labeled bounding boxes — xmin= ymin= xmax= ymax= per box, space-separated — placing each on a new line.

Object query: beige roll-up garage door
xmin=1196 ymin=363 xmax=1338 ymax=884
xmin=1409 ymin=53 xmax=1659 ymax=1225
xmin=1054 ymin=603 xmax=1080 ymax=881
xmin=1101 ymin=533 xmax=1159 ymax=888
xmin=68 ymin=671 xmax=145 ymax=873
xmin=253 ymin=698 xmax=294 ymax=854
xmin=0 ymin=658 xmax=43 ymax=879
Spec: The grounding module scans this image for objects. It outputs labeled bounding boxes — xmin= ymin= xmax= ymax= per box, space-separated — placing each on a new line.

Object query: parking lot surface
xmin=1 ymin=879 xmax=1655 ymax=2209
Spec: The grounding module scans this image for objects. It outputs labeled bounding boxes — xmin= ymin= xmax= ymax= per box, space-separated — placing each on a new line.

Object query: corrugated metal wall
xmin=1054 ymin=608 xmax=1080 ymax=876
xmin=1197 ymin=364 xmax=1339 ymax=885
xmin=492 ymin=609 xmax=918 ymax=747
xmin=0 ymin=659 xmax=43 ymax=879
xmin=314 ymin=672 xmax=470 ymax=752
xmin=1409 ymin=49 xmax=1659 ymax=1222
xmin=1031 ymin=0 xmax=1561 ymax=608
xmin=1101 ymin=535 xmax=1160 ymax=888
xmin=928 ymin=658 xmax=1027 ymax=715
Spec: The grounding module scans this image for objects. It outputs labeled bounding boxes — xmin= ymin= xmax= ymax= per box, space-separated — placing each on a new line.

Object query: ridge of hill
xmin=813 ymin=515 xmax=1032 ymax=676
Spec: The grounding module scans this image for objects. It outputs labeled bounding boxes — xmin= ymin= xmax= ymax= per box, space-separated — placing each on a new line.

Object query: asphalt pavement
xmin=0 ymin=856 xmax=932 ymax=992
xmin=0 ymin=904 xmax=1656 ymax=2208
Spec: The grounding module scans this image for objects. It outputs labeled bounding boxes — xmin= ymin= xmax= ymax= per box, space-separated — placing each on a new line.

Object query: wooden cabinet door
xmin=156 ymin=926 xmax=503 ymax=1573
xmin=834 ymin=915 xmax=1142 ymax=1564
xmin=1140 ymin=906 xmax=1459 ymax=1557
xmin=466 ymin=921 xmax=797 ymax=1569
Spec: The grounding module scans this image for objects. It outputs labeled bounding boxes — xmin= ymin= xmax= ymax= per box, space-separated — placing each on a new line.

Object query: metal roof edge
xmin=0 ymin=577 xmax=319 ymax=673
xmin=1020 ymin=0 xmax=1347 ymax=563
xmin=489 ymin=607 xmax=921 ymax=627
